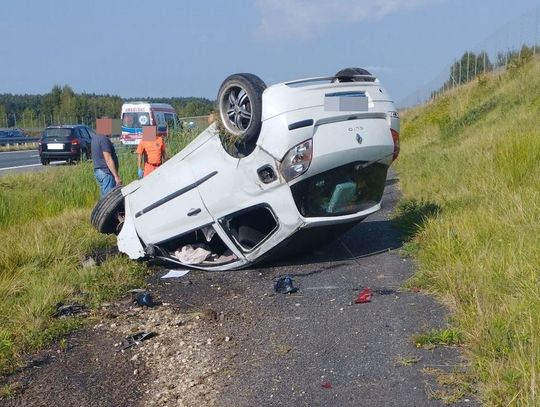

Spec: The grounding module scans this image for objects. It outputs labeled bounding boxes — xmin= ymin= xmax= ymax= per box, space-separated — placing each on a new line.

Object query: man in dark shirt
xmin=91 ymin=133 xmax=121 ymax=198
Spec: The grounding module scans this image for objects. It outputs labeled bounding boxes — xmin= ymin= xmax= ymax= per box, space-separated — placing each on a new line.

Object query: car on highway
xmin=38 ymin=125 xmax=95 ymax=165
xmin=91 ymin=68 xmax=400 ymax=270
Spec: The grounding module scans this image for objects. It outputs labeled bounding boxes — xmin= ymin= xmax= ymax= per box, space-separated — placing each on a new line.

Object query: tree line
xmin=432 ymin=44 xmax=538 ymax=98
xmin=0 ymin=85 xmax=215 ymax=129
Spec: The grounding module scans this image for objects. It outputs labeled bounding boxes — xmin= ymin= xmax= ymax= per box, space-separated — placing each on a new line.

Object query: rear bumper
xmin=39 ymin=150 xmax=80 ymax=160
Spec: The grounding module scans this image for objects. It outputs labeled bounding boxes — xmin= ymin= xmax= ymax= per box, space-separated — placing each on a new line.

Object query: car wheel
xmin=217 ymin=73 xmax=266 ymax=143
xmin=90 ymin=186 xmax=125 ymax=235
xmin=40 ymin=158 xmax=49 ymax=166
xmin=333 ymin=67 xmax=372 ymax=82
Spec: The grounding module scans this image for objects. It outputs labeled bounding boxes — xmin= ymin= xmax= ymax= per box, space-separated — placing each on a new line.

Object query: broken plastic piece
xmin=134 ymin=292 xmax=156 ymax=307
xmin=274 ymin=276 xmax=298 ymax=294
xmin=321 ymin=382 xmax=332 ymax=389
xmin=120 ymin=331 xmax=157 ymax=351
xmin=355 ymin=287 xmax=372 ymax=303
xmin=54 ymin=303 xmax=89 ymax=319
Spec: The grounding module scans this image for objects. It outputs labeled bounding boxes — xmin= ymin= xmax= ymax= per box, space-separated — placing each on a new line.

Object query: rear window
xmin=43 ymin=128 xmax=73 ymax=139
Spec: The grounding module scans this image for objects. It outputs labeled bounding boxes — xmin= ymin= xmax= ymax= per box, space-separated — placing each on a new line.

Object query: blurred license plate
xmin=47 ymin=143 xmax=63 ymax=150
xmin=324 ymin=91 xmax=368 ymax=112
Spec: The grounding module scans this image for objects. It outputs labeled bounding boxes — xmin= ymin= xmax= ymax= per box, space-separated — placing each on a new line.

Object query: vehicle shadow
xmin=256 ymin=217 xmax=404 ymax=270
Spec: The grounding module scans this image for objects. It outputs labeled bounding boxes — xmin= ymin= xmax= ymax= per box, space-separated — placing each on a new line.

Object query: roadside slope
xmin=395 ymin=56 xmax=540 ymax=404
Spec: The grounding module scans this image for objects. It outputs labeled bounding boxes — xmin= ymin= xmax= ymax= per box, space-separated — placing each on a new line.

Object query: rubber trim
xmin=288 ymin=119 xmax=314 ymax=131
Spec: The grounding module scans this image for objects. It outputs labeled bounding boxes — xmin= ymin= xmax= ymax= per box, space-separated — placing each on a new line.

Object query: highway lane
xmin=0 ymin=149 xmax=49 ymax=176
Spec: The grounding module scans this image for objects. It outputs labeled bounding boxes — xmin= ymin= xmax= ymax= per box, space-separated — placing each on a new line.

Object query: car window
xmin=85 ymin=127 xmax=96 ymax=138
xmin=164 ymin=113 xmax=177 ymax=129
xmin=43 ymin=128 xmax=72 ymax=139
xmin=79 ymin=127 xmax=91 ymax=141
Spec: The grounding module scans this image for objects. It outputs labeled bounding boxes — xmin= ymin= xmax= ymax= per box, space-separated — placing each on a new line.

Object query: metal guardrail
xmin=0 ymin=137 xmax=40 ymax=146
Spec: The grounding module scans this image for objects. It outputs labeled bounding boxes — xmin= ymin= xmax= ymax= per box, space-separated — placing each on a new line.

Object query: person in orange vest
xmin=136 ymin=130 xmax=166 ymax=178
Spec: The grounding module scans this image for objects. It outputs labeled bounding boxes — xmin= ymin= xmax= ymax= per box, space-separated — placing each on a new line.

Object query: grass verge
xmin=395 ymin=56 xmax=540 ymax=404
xmin=0 ymin=128 xmax=199 ymax=374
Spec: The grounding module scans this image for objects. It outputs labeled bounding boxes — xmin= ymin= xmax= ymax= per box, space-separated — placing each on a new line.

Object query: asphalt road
xmin=0 ymin=149 xmax=72 ymax=176
xmin=0 ymin=149 xmax=43 ymax=175
xmin=153 ymin=172 xmax=477 ymax=406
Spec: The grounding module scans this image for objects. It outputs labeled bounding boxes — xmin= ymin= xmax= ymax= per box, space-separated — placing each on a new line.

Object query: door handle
xmin=187 ymin=208 xmax=201 ymax=216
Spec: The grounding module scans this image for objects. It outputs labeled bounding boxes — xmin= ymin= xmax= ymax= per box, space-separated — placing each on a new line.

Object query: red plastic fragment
xmin=355 ymin=287 xmax=373 ymax=304
xmin=321 ymin=382 xmax=332 ymax=389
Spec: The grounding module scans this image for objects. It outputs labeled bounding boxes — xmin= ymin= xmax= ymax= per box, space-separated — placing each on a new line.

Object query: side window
xmin=74 ymin=128 xmax=83 ymax=140
xmin=81 ymin=127 xmax=92 ymax=141
xmin=164 ymin=113 xmax=177 ymax=129
xmin=154 ymin=112 xmax=166 ymax=127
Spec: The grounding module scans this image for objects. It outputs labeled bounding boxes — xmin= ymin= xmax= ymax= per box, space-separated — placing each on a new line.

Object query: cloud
xmin=255 ymin=0 xmax=436 ymax=41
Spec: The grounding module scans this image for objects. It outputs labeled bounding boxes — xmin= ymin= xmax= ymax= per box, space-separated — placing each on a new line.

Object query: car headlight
xmin=279 ymin=139 xmax=313 ymax=182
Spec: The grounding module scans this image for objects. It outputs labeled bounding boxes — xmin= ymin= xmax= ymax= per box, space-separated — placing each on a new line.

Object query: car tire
xmin=90 ymin=185 xmax=125 ymax=235
xmin=333 ymin=67 xmax=372 ymax=82
xmin=41 ymin=158 xmax=49 ymax=165
xmin=217 ymin=73 xmax=266 ymax=143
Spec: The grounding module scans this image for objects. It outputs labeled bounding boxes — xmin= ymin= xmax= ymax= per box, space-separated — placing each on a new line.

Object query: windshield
xmin=43 ymin=128 xmax=72 ymax=139
xmin=122 ymin=112 xmax=151 ymax=129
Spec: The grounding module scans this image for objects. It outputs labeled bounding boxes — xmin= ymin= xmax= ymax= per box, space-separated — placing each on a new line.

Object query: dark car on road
xmin=38 ymin=125 xmax=95 ymax=165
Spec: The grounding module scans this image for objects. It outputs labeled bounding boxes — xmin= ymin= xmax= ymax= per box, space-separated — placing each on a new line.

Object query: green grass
xmin=395 ymin=56 xmax=540 ymax=405
xmin=0 ymin=128 xmax=199 ymax=374
xmin=414 ymin=328 xmax=463 ymax=349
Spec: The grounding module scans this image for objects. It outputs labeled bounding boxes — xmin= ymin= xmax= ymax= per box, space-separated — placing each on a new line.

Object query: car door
xmin=127 ymin=160 xmax=215 ymax=245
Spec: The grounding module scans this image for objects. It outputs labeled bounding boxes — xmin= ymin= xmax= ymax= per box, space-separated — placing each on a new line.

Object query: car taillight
xmin=391 ymin=128 xmax=400 ymax=161
xmin=71 ymin=139 xmax=80 ymax=145
xmin=279 ymin=139 xmax=313 ymax=182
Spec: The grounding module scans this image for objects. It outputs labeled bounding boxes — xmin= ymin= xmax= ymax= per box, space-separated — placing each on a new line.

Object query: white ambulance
xmin=120 ymin=102 xmax=178 ymax=145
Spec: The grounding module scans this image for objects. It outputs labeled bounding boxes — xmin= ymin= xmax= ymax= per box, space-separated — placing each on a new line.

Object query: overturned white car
xmin=91 ymin=68 xmax=400 ymax=271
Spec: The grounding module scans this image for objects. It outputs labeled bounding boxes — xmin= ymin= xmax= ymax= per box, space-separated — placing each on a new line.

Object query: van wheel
xmin=90 ymin=186 xmax=125 ymax=235
xmin=333 ymin=67 xmax=372 ymax=82
xmin=217 ymin=73 xmax=266 ymax=143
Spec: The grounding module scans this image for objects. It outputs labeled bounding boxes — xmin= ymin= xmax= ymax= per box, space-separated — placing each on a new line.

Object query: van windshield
xmin=122 ymin=112 xmax=151 ymax=129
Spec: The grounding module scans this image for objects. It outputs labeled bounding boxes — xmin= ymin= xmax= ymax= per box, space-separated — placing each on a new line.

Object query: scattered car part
xmin=120 ymin=331 xmax=157 ymax=351
xmin=54 ymin=303 xmax=89 ymax=319
xmin=274 ymin=276 xmax=298 ymax=294
xmin=355 ymin=287 xmax=373 ymax=303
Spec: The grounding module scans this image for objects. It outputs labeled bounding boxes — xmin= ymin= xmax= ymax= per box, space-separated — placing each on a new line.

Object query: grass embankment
xmin=0 ymin=128 xmax=197 ymax=374
xmin=395 ymin=56 xmax=540 ymax=405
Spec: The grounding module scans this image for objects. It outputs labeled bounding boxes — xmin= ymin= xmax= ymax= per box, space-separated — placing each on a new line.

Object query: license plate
xmin=324 ymin=91 xmax=368 ymax=112
xmin=47 ymin=143 xmax=64 ymax=150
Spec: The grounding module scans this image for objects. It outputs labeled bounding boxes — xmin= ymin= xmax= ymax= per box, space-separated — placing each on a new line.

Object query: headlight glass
xmin=280 ymin=139 xmax=313 ymax=182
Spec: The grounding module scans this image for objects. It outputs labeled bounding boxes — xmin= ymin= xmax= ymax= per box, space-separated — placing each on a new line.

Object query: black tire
xmin=333 ymin=67 xmax=372 ymax=82
xmin=90 ymin=185 xmax=125 ymax=234
xmin=217 ymin=73 xmax=266 ymax=143
xmin=40 ymin=158 xmax=49 ymax=165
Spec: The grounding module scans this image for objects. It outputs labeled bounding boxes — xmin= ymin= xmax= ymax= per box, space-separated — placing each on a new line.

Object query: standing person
xmin=92 ymin=131 xmax=121 ymax=198
xmin=136 ymin=129 xmax=166 ymax=178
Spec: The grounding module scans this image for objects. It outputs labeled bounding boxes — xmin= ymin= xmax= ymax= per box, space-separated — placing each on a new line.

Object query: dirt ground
xmin=1 ymin=175 xmax=477 ymax=406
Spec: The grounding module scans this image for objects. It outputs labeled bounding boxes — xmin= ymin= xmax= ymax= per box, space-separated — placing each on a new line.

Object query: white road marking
xmin=0 ymin=149 xmax=38 ymax=154
xmin=31 ymin=155 xmax=39 ymax=157
xmin=0 ymin=163 xmax=42 ymax=171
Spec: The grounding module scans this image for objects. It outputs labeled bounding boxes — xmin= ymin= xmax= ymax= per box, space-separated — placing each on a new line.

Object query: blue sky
xmin=1 ymin=0 xmax=539 ymax=105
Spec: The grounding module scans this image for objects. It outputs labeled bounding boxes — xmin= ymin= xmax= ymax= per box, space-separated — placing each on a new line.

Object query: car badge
xmin=356 ymin=133 xmax=363 ymax=144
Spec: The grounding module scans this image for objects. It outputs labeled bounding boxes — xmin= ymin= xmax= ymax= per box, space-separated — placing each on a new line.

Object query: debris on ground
xmin=120 ymin=331 xmax=158 ymax=351
xmin=133 ymin=292 xmax=158 ymax=308
xmin=54 ymin=303 xmax=89 ymax=319
xmin=321 ymin=382 xmax=333 ymax=389
xmin=354 ymin=287 xmax=373 ymax=304
xmin=161 ymin=269 xmax=191 ymax=279
xmin=274 ymin=276 xmax=298 ymax=294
